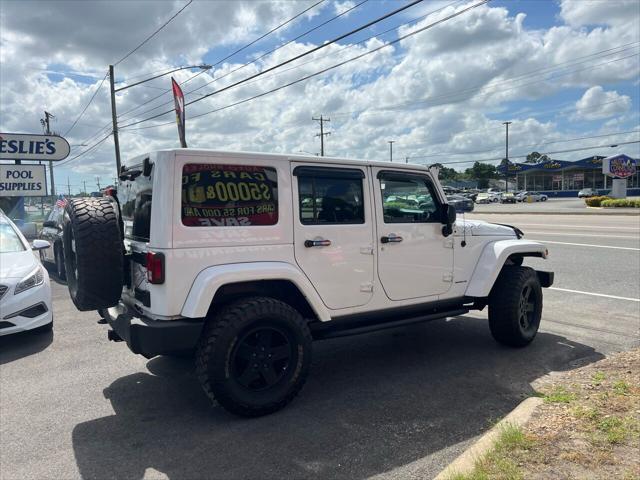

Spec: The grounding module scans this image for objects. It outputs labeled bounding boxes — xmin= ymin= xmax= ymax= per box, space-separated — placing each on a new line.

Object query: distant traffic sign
xmin=0 ymin=164 xmax=47 ymax=196
xmin=0 ymin=133 xmax=70 ymax=161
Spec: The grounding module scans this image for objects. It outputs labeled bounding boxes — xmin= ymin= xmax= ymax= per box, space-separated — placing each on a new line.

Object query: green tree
xmin=465 ymin=161 xmax=497 ymax=189
xmin=525 ymin=151 xmax=550 ymax=164
xmin=432 ymin=163 xmax=459 ymax=181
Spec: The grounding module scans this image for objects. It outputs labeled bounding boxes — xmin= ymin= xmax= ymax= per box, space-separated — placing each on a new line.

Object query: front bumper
xmin=0 ymin=273 xmax=52 ymax=336
xmin=106 ymin=305 xmax=205 ymax=358
xmin=536 ymin=270 xmax=554 ymax=288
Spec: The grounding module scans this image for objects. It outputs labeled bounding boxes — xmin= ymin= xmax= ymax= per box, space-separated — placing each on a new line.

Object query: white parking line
xmin=527 ymin=231 xmax=638 ymax=239
xmin=529 ymin=239 xmax=640 ymax=251
xmin=549 ymin=287 xmax=640 ymax=302
xmin=516 ymin=223 xmax=640 ymax=231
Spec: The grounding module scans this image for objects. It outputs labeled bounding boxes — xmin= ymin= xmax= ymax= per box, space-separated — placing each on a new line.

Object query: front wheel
xmin=195 ymin=297 xmax=312 ymax=417
xmin=488 ymin=266 xmax=542 ymax=347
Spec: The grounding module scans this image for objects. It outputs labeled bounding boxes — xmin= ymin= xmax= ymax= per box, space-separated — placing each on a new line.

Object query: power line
xmin=121 ymin=0 xmax=431 ymax=128
xmin=114 ymin=0 xmax=194 ymax=66
xmin=421 ymin=140 xmax=640 ymax=166
xmin=63 ymin=71 xmax=108 ymax=136
xmin=122 ymin=0 xmax=488 ymax=130
xmin=327 ymin=41 xmax=640 ymax=118
xmin=54 ymin=133 xmax=112 ymax=168
xmin=115 ymin=0 xmax=330 ymax=123
xmin=409 ymin=129 xmax=640 ymax=160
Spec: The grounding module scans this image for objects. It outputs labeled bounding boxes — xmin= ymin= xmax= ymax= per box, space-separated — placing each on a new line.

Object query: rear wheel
xmin=488 ymin=266 xmax=542 ymax=347
xmin=195 ymin=296 xmax=312 ymax=417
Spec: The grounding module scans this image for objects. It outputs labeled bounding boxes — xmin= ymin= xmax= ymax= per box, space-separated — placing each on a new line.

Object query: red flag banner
xmin=171 ymin=77 xmax=187 ymax=148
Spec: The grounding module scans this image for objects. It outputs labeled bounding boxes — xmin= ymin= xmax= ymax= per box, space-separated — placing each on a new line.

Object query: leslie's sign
xmin=0 ymin=133 xmax=70 ymax=161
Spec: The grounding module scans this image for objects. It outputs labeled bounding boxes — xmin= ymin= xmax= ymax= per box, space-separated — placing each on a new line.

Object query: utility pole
xmin=83 ymin=180 xmax=87 ymax=196
xmin=503 ymin=121 xmax=512 ymax=193
xmin=388 ymin=140 xmax=395 ymax=162
xmin=96 ymin=176 xmax=101 ymax=191
xmin=405 ymin=156 xmax=409 ymax=164
xmin=41 ymin=111 xmax=56 ymax=196
xmin=109 ymin=65 xmax=122 ymax=175
xmin=312 ymin=115 xmax=330 ymax=156
xmin=67 ymin=177 xmax=71 ymax=196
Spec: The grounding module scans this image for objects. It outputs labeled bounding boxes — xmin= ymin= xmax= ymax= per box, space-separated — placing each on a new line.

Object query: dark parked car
xmin=38 ymin=204 xmax=66 ymax=279
xmin=447 ymin=194 xmax=475 ymax=213
xmin=578 ymin=188 xmax=599 ymax=198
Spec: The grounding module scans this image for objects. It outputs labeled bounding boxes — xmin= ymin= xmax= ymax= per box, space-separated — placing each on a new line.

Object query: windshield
xmin=0 ymin=220 xmax=26 ymax=253
xmin=118 ymin=165 xmax=153 ymax=242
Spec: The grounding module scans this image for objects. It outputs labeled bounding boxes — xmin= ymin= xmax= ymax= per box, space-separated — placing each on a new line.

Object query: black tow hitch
xmin=107 ymin=329 xmax=124 ymax=342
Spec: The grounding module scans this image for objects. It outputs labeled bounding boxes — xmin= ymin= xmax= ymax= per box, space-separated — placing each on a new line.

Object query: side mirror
xmin=42 ymin=220 xmax=59 ymax=229
xmin=441 ymin=204 xmax=456 ymax=237
xmin=31 ymin=239 xmax=50 ymax=251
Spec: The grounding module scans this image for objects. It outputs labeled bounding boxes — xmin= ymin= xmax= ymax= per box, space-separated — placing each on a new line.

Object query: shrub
xmin=584 ymin=196 xmax=611 ymax=207
xmin=600 ymin=199 xmax=640 ymax=208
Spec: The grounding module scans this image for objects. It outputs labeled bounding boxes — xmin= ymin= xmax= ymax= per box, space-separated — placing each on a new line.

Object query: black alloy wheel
xmin=232 ymin=326 xmax=293 ymax=391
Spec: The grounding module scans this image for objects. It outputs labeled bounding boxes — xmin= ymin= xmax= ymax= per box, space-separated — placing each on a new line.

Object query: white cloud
xmin=575 ymin=86 xmax=631 ymax=120
xmin=333 ymin=1 xmax=356 ymax=17
xmin=0 ymin=0 xmax=639 ymax=189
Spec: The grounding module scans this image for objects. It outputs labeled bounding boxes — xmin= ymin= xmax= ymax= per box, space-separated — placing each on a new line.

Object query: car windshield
xmin=0 ymin=219 xmax=26 ymax=253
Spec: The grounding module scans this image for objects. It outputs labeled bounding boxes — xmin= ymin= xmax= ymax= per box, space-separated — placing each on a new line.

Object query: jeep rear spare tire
xmin=63 ymin=198 xmax=124 ymax=311
xmin=488 ymin=266 xmax=542 ymax=347
xmin=196 ymin=296 xmax=312 ymax=417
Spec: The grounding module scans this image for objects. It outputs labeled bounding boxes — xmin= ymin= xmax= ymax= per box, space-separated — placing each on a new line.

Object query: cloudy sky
xmin=1 ymin=0 xmax=639 ymax=193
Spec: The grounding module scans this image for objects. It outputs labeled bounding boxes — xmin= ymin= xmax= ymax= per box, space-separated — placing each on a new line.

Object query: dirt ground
xmin=456 ymin=348 xmax=640 ymax=480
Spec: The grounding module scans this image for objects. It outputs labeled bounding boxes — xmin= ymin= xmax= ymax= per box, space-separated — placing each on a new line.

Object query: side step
xmin=311 ymin=308 xmax=469 ymax=340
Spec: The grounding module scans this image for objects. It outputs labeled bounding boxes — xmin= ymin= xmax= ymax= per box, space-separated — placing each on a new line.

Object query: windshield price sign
xmin=0 ymin=165 xmax=47 ymax=196
xmin=0 ymin=133 xmax=70 ymax=161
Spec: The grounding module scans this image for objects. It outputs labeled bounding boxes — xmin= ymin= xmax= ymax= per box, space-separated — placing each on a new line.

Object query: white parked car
xmin=61 ymin=150 xmax=553 ymax=417
xmin=0 ymin=212 xmax=52 ymax=336
xmin=518 ymin=191 xmax=548 ymax=202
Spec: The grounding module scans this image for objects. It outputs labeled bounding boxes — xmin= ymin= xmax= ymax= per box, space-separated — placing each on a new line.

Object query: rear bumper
xmin=106 ymin=305 xmax=204 ymax=358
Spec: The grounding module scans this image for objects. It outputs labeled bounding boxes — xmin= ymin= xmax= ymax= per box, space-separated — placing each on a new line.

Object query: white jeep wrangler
xmin=62 ymin=149 xmax=553 ymax=417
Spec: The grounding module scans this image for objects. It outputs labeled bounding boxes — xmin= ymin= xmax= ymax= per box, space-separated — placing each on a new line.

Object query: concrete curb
xmin=433 ymin=397 xmax=543 ymax=480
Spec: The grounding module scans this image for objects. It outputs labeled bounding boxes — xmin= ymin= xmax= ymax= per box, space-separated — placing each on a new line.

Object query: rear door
xmin=292 ymin=164 xmax=374 ymax=310
xmin=373 ymin=168 xmax=453 ymax=301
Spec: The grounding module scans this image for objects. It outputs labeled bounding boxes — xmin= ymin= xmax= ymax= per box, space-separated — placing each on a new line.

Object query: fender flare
xmin=465 ymin=240 xmax=548 ymax=298
xmin=180 ymin=261 xmax=332 ymax=321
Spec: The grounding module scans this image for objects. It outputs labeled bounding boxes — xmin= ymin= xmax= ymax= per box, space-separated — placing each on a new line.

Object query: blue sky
xmin=1 ymin=0 xmax=638 ymax=193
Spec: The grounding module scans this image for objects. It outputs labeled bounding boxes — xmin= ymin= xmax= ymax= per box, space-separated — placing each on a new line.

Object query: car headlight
xmin=14 ymin=266 xmax=45 ymax=295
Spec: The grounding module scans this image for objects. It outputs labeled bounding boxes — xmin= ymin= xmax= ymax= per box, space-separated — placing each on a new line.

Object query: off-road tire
xmin=488 ymin=266 xmax=542 ymax=347
xmin=195 ymin=296 xmax=312 ymax=417
xmin=55 ymin=243 xmax=66 ymax=280
xmin=62 ymin=198 xmax=123 ymax=311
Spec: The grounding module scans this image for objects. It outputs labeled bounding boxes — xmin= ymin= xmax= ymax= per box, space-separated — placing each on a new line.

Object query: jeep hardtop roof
xmin=124 ymin=148 xmax=431 ymax=172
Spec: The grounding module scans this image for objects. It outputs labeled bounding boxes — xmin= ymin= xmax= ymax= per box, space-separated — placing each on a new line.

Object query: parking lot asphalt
xmin=1 ymin=212 xmax=638 ymax=480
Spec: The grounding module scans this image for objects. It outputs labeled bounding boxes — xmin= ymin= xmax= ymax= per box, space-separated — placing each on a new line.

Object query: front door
xmin=292 ymin=163 xmax=374 ymax=310
xmin=373 ymin=168 xmax=453 ymax=301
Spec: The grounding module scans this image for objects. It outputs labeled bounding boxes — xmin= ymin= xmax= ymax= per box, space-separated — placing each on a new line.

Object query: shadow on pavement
xmin=72 ymin=316 xmax=603 ymax=480
xmin=0 ymin=328 xmax=53 ymax=365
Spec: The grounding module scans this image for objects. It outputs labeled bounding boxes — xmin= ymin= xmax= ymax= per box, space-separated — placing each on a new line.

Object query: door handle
xmin=304 ymin=239 xmax=332 ymax=248
xmin=381 ymin=234 xmax=403 ymax=244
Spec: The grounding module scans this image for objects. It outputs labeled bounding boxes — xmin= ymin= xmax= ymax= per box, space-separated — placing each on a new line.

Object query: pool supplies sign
xmin=0 ymin=133 xmax=70 ymax=161
xmin=602 ymin=154 xmax=636 ymax=179
xmin=0 ymin=165 xmax=47 ymax=196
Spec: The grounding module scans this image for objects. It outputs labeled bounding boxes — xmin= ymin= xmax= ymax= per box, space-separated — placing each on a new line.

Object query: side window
xmin=296 ymin=168 xmax=364 ymax=225
xmin=181 ymin=164 xmax=278 ymax=227
xmin=379 ymin=173 xmax=441 ymax=223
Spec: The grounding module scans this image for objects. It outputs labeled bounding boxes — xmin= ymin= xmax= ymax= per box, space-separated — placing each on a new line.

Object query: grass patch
xmin=573 ymin=405 xmax=601 ymax=421
xmin=597 ymin=416 xmax=627 ymax=444
xmin=448 ymin=423 xmax=534 ymax=480
xmin=543 ymin=386 xmax=576 ymax=404
xmin=613 ymin=380 xmax=630 ymax=396
xmin=592 ymin=371 xmax=606 ymax=385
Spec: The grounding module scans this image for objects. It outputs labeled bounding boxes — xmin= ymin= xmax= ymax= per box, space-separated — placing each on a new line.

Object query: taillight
xmin=146 ymin=251 xmax=165 ymax=284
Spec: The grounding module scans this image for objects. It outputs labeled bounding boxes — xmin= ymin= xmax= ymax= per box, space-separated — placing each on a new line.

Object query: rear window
xmin=119 ymin=168 xmax=153 ymax=242
xmin=181 ymin=164 xmax=278 ymax=227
